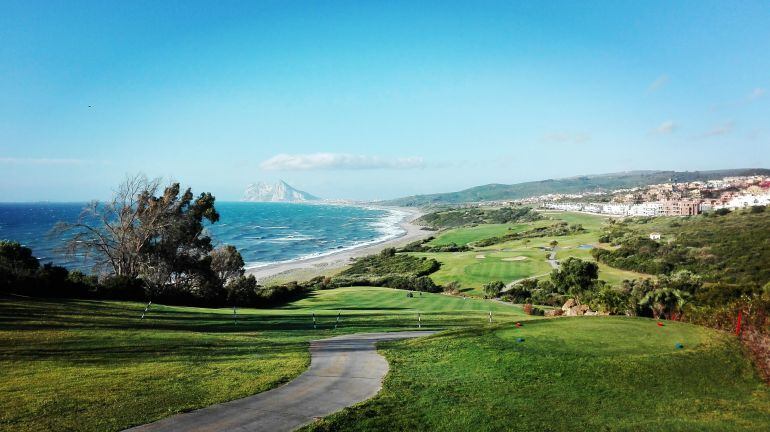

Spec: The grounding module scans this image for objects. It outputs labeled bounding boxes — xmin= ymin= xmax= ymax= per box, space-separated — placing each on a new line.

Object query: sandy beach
xmin=245 ymin=207 xmax=434 ymax=284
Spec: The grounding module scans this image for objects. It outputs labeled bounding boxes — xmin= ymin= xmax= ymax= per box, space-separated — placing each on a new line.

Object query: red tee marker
xmin=657 ymin=322 xmax=664 ymax=327
xmin=515 ymin=322 xmax=522 ymax=327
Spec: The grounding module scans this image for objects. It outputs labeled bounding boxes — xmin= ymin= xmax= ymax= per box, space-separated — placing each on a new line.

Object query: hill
xmin=242 ymin=180 xmax=319 ymax=202
xmin=380 ymin=168 xmax=770 ymax=207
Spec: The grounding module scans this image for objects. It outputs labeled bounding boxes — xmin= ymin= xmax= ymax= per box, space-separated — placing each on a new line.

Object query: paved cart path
xmin=125 ymin=331 xmax=436 ymax=432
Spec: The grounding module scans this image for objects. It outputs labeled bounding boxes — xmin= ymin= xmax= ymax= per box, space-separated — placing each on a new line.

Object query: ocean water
xmin=0 ymin=202 xmax=405 ymax=271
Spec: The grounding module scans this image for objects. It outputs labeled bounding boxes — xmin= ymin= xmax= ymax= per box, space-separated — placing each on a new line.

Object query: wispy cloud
xmin=748 ymin=87 xmax=766 ymax=101
xmin=541 ymin=132 xmax=591 ymax=144
xmin=259 ymin=153 xmax=426 ymax=171
xmin=648 ymin=75 xmax=669 ymax=92
xmin=653 ymin=120 xmax=677 ymax=135
xmin=697 ymin=121 xmax=734 ymax=138
xmin=0 ymin=157 xmax=104 ymax=166
xmin=711 ymin=87 xmax=766 ymax=111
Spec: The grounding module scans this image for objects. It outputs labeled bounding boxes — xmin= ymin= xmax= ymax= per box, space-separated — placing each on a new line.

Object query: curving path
xmin=125 ymin=331 xmax=436 ymax=432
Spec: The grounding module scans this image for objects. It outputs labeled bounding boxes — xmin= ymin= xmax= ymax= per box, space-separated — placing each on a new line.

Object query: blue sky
xmin=1 ymin=1 xmax=769 ymax=201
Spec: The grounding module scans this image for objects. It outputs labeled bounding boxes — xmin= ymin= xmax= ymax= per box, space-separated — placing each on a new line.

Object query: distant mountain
xmin=242 ymin=180 xmax=319 ymax=202
xmin=380 ymin=169 xmax=770 ymax=207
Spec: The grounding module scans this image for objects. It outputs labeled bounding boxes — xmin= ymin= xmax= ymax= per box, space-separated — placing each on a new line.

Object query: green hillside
xmin=307 ymin=318 xmax=770 ymax=431
xmin=381 ymin=168 xmax=770 ymax=207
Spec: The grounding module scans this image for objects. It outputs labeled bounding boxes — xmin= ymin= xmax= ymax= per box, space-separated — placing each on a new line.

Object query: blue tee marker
xmin=516 ymin=337 xmax=525 ymax=343
xmin=675 ymin=343 xmax=684 ymax=349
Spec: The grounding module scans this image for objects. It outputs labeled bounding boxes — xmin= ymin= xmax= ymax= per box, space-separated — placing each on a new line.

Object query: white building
xmin=717 ymin=193 xmax=770 ymax=209
xmin=628 ymin=202 xmax=663 ymax=217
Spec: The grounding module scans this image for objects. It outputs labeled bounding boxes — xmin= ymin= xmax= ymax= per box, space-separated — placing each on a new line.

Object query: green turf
xmin=410 ymin=250 xmax=553 ymax=295
xmin=0 ymin=289 xmax=524 ymax=432
xmin=306 ymin=317 xmax=770 ymax=431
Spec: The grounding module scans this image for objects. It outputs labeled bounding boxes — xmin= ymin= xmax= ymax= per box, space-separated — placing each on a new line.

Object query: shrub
xmin=523 ymin=303 xmax=544 ymax=316
xmin=483 ymin=280 xmax=505 ymax=298
xmin=444 ymin=280 xmax=462 ymax=295
xmin=98 ymin=275 xmax=146 ymax=301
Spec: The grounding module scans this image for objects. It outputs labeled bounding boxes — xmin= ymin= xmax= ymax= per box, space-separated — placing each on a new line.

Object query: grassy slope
xmin=307 ymin=317 xmax=770 ymax=432
xmin=0 ymin=289 xmax=524 ymax=432
xmin=412 ymin=250 xmax=552 ymax=295
xmin=599 ymin=210 xmax=770 ymax=286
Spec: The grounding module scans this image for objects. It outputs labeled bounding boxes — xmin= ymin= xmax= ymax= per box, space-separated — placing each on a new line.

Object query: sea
xmin=0 ymin=202 xmax=406 ymax=271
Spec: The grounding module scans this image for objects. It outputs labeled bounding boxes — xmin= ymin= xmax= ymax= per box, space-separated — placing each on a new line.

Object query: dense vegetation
xmin=416 ymin=206 xmax=540 ymax=229
xmin=474 ymin=221 xmax=585 ymax=247
xmin=332 ymin=248 xmax=442 ymax=292
xmin=591 ymin=208 xmax=770 ymax=289
xmin=341 ymin=248 xmax=440 ymax=277
xmin=382 ymin=168 xmax=770 ymax=207
xmin=399 ymin=237 xmax=470 ymax=253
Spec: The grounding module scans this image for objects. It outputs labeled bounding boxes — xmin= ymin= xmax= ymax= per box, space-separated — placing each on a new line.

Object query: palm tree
xmin=640 ymin=288 xmax=689 ymax=320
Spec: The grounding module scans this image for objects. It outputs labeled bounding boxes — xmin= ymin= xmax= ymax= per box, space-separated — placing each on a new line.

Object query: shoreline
xmin=245 ymin=206 xmax=434 ymax=284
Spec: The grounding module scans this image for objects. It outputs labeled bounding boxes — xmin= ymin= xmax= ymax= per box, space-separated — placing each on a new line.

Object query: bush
xmin=98 ymin=275 xmax=146 ymax=301
xmin=444 ymin=280 xmax=462 ymax=295
xmin=483 ymin=280 xmax=505 ymax=298
xmin=342 ymin=253 xmax=440 ymax=277
xmin=522 ymin=303 xmax=544 ymax=316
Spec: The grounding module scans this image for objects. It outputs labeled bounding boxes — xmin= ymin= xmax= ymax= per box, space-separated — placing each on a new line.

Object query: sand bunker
xmin=475 ymin=254 xmax=486 ymax=259
xmin=501 ymin=256 xmax=528 ymax=261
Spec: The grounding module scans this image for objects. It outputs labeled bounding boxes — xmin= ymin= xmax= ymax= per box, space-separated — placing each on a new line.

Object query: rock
xmin=584 ymin=310 xmax=598 ymax=316
xmin=545 ymin=309 xmax=564 ymax=317
xmin=565 ymin=304 xmax=593 ymax=316
xmin=243 ymin=180 xmax=319 ymax=202
xmin=562 ymin=299 xmax=577 ymax=311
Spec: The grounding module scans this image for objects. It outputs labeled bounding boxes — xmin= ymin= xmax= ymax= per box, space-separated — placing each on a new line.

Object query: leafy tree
xmin=640 ymin=287 xmax=689 ymax=320
xmin=226 ymin=274 xmax=259 ymax=305
xmin=549 ymin=240 xmax=559 ymax=248
xmin=210 ymin=245 xmax=245 ymax=285
xmin=590 ymin=285 xmax=631 ymax=315
xmin=0 ymin=240 xmax=40 ymax=277
xmin=549 ymin=257 xmax=599 ymax=304
xmin=483 ymin=280 xmax=505 ymax=298
xmin=659 ymin=270 xmax=702 ymax=295
xmin=57 ymin=175 xmax=223 ymax=298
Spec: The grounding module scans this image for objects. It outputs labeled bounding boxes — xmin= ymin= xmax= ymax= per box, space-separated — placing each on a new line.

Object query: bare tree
xmin=55 ymin=174 xmax=163 ymax=277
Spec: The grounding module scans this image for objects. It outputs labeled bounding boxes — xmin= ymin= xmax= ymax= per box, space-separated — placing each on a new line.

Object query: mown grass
xmin=307 ymin=317 xmax=770 ymax=431
xmin=0 ymin=289 xmax=524 ymax=432
xmin=410 ymin=250 xmax=553 ymax=295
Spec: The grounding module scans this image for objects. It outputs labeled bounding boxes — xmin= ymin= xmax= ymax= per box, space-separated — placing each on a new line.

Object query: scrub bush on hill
xmin=417 ymin=206 xmax=541 ymax=229
xmin=592 ymin=208 xmax=770 ymax=288
xmin=340 ymin=248 xmax=440 ymax=277
xmin=474 ymin=222 xmax=586 ymax=247
xmin=399 ymin=237 xmax=470 ymax=252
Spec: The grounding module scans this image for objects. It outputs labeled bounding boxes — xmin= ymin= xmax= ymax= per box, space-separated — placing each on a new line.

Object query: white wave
xmin=244 ymin=206 xmax=408 ymax=270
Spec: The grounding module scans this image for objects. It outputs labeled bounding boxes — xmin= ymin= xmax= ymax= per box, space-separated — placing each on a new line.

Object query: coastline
xmin=245 ymin=206 xmax=434 ymax=284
